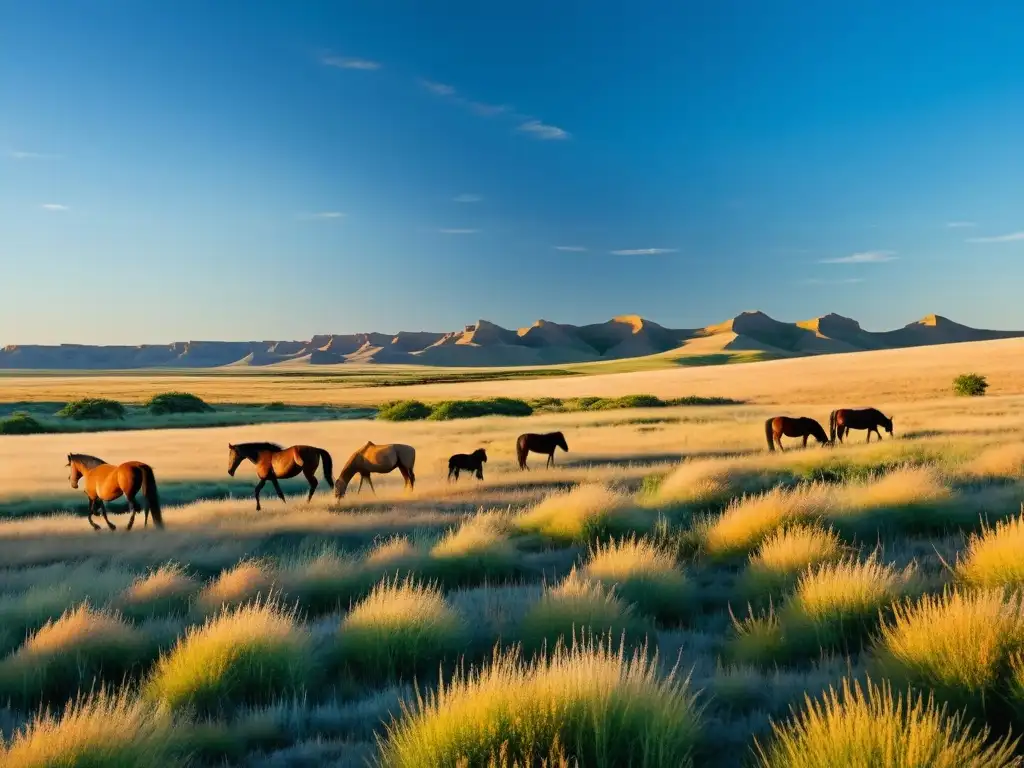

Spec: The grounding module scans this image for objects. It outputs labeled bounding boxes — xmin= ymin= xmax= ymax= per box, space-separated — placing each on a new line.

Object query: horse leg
xmin=303 ymin=467 xmax=318 ymax=503
xmin=254 ymin=478 xmax=266 ymax=511
xmin=365 ymin=474 xmax=376 ymax=495
xmin=86 ymin=498 xmax=101 ymax=531
xmin=125 ymin=493 xmax=139 ymax=530
xmin=546 ymin=452 xmax=554 ymax=469
xmin=97 ymin=500 xmax=117 ymax=531
xmin=802 ymin=435 xmax=809 ymax=448
xmin=270 ymin=476 xmax=287 ymax=503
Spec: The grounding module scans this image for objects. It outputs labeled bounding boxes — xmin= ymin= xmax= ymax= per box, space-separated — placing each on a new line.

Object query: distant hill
xmin=2 ymin=311 xmax=1022 ymax=370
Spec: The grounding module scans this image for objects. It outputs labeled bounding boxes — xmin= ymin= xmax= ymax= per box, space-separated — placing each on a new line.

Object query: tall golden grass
xmin=196 ymin=558 xmax=277 ymax=614
xmin=515 ymin=483 xmax=648 ymax=543
xmin=115 ymin=562 xmax=199 ymax=619
xmin=377 ymin=635 xmax=701 ymax=767
xmin=743 ymin=524 xmax=845 ymax=597
xmin=583 ymin=535 xmax=692 ymax=622
xmin=955 ymin=511 xmax=1024 ymax=588
xmin=755 ymin=677 xmax=1020 ymax=768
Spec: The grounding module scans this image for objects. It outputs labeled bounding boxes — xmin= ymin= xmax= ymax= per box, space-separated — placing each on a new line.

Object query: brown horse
xmin=67 ymin=453 xmax=163 ymax=531
xmin=448 ymin=448 xmax=487 ymax=481
xmin=765 ymin=416 xmax=830 ymax=452
xmin=334 ymin=442 xmax=416 ymax=498
xmin=516 ymin=431 xmax=568 ymax=470
xmin=227 ymin=442 xmax=334 ymax=510
xmin=829 ymin=408 xmax=894 ymax=444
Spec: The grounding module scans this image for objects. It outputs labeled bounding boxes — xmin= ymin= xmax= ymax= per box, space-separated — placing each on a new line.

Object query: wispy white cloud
xmin=469 ymin=101 xmax=509 ymax=117
xmin=555 ymin=246 xmax=588 ymax=252
xmin=10 ymin=150 xmax=60 ymax=160
xmin=40 ymin=203 xmax=68 ymax=211
xmin=298 ymin=211 xmax=345 ymax=220
xmin=518 ymin=119 xmax=570 ymax=141
xmin=439 ymin=228 xmax=479 ymax=234
xmin=802 ymin=277 xmax=866 ymax=285
xmin=946 ymin=221 xmax=977 ymax=228
xmin=454 ymin=194 xmax=482 ymax=203
xmin=610 ymin=248 xmax=677 ymax=256
xmin=321 ymin=56 xmax=380 ymax=71
xmin=420 ymin=79 xmax=457 ymax=97
xmin=819 ymin=250 xmax=897 ymax=264
xmin=966 ymin=231 xmax=1024 ymax=243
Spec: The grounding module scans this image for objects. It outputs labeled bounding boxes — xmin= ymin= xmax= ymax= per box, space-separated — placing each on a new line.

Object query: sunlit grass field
xmin=4 ymin=347 xmax=1024 ymax=765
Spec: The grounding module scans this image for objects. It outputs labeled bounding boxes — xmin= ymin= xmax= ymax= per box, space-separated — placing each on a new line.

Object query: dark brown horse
xmin=765 ymin=416 xmax=830 ymax=452
xmin=516 ymin=431 xmax=568 ymax=470
xmin=829 ymin=408 xmax=894 ymax=444
xmin=448 ymin=448 xmax=487 ymax=481
xmin=227 ymin=442 xmax=334 ymax=510
xmin=68 ymin=453 xmax=163 ymax=531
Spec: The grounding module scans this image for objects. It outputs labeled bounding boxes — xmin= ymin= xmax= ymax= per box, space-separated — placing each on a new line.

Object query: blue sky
xmin=3 ymin=1 xmax=1023 ymax=345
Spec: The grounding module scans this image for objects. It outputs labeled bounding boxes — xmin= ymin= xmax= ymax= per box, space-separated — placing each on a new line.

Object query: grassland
xmin=4 ymin=343 xmax=1024 ymax=765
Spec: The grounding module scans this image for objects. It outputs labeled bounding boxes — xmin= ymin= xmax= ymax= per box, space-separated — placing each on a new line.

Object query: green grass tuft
xmin=146 ymin=391 xmax=214 ymax=415
xmin=56 ymin=397 xmax=126 ymax=420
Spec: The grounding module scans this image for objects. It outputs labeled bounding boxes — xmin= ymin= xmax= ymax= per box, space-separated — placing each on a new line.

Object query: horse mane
xmin=472 ymin=448 xmax=487 ymax=458
xmin=69 ymin=453 xmax=107 ymax=469
xmin=234 ymin=442 xmax=284 ymax=459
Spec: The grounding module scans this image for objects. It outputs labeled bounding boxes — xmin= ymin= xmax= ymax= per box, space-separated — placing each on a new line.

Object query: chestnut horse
xmin=227 ymin=442 xmax=334 ymax=510
xmin=516 ymin=431 xmax=568 ymax=470
xmin=448 ymin=448 xmax=487 ymax=481
xmin=765 ymin=416 xmax=830 ymax=452
xmin=67 ymin=453 xmax=163 ymax=531
xmin=335 ymin=442 xmax=416 ymax=498
xmin=829 ymin=408 xmax=894 ymax=444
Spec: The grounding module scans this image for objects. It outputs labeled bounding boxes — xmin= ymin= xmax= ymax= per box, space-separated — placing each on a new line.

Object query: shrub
xmin=146 ymin=391 xmax=213 ymax=415
xmin=145 ymin=599 xmax=310 ymax=713
xmin=582 ymin=535 xmax=692 ymax=623
xmin=0 ymin=604 xmax=151 ymax=706
xmin=953 ymin=372 xmax=989 ymax=397
xmin=333 ymin=575 xmax=465 ymax=682
xmin=515 ymin=483 xmax=649 ymax=544
xmin=377 ymin=400 xmax=432 ymax=421
xmin=743 ymin=524 xmax=845 ymax=597
xmin=0 ymin=412 xmax=49 ymax=435
xmin=519 ymin=568 xmax=650 ymax=652
xmin=955 ymin=512 xmax=1024 ymax=589
xmin=427 ymin=397 xmax=533 ymax=421
xmin=0 ymin=688 xmax=181 ymax=767
xmin=754 ymin=676 xmax=1020 ymax=768
xmin=376 ymin=635 xmax=701 ymax=768
xmin=116 ymin=563 xmax=199 ymax=620
xmin=873 ymin=588 xmax=1024 ymax=715
xmin=56 ymin=397 xmax=126 ymax=420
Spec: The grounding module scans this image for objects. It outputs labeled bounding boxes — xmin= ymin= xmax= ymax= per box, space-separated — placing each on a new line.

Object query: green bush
xmin=0 ymin=412 xmax=49 ymax=435
xmin=428 ymin=397 xmax=533 ymax=421
xmin=56 ymin=397 xmax=126 ymax=420
xmin=953 ymin=373 xmax=988 ymax=397
xmin=146 ymin=392 xmax=213 ymax=415
xmin=377 ymin=400 xmax=432 ymax=421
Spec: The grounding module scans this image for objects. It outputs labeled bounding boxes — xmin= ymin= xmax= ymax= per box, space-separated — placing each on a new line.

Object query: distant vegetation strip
xmin=376 ymin=394 xmax=741 ymax=422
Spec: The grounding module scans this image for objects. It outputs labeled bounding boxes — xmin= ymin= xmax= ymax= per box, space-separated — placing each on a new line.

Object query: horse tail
xmin=829 ymin=410 xmax=837 ymax=443
xmin=140 ymin=464 xmax=163 ymax=528
xmin=764 ymin=418 xmax=776 ymax=452
xmin=516 ymin=435 xmax=528 ymax=468
xmin=318 ymin=448 xmax=335 ymax=487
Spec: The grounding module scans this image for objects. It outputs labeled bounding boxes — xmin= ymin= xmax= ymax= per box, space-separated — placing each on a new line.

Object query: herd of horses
xmin=63 ymin=407 xmax=892 ymax=532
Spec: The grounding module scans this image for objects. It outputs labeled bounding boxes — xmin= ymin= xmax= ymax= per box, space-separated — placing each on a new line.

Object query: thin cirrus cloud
xmin=802 ymin=277 xmax=866 ymax=285
xmin=554 ymin=246 xmax=588 ymax=252
xmin=439 ymin=228 xmax=479 ymax=234
xmin=40 ymin=203 xmax=69 ymax=211
xmin=517 ymin=119 xmax=570 ymax=141
xmin=965 ymin=231 xmax=1024 ymax=243
xmin=10 ymin=150 xmax=61 ymax=159
xmin=321 ymin=55 xmax=380 ymax=71
xmin=819 ymin=250 xmax=897 ymax=264
xmin=454 ymin=194 xmax=482 ymax=203
xmin=610 ymin=248 xmax=677 ymax=256
xmin=298 ymin=211 xmax=345 ymax=220
xmin=946 ymin=221 xmax=977 ymax=228
xmin=420 ymin=79 xmax=457 ymax=97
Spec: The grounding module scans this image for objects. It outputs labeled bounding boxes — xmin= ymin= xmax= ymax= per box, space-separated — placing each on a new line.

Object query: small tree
xmin=953 ymin=373 xmax=988 ymax=397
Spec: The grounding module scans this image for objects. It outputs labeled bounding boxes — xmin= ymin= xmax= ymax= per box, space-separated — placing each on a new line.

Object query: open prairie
xmin=2 ymin=344 xmax=1024 ymax=766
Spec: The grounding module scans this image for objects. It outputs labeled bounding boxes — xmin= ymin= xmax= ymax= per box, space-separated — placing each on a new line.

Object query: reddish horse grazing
xmin=765 ymin=416 xmax=830 ymax=452
xmin=829 ymin=408 xmax=894 ymax=444
xmin=228 ymin=442 xmax=334 ymax=510
xmin=68 ymin=453 xmax=163 ymax=531
xmin=516 ymin=431 xmax=568 ymax=470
